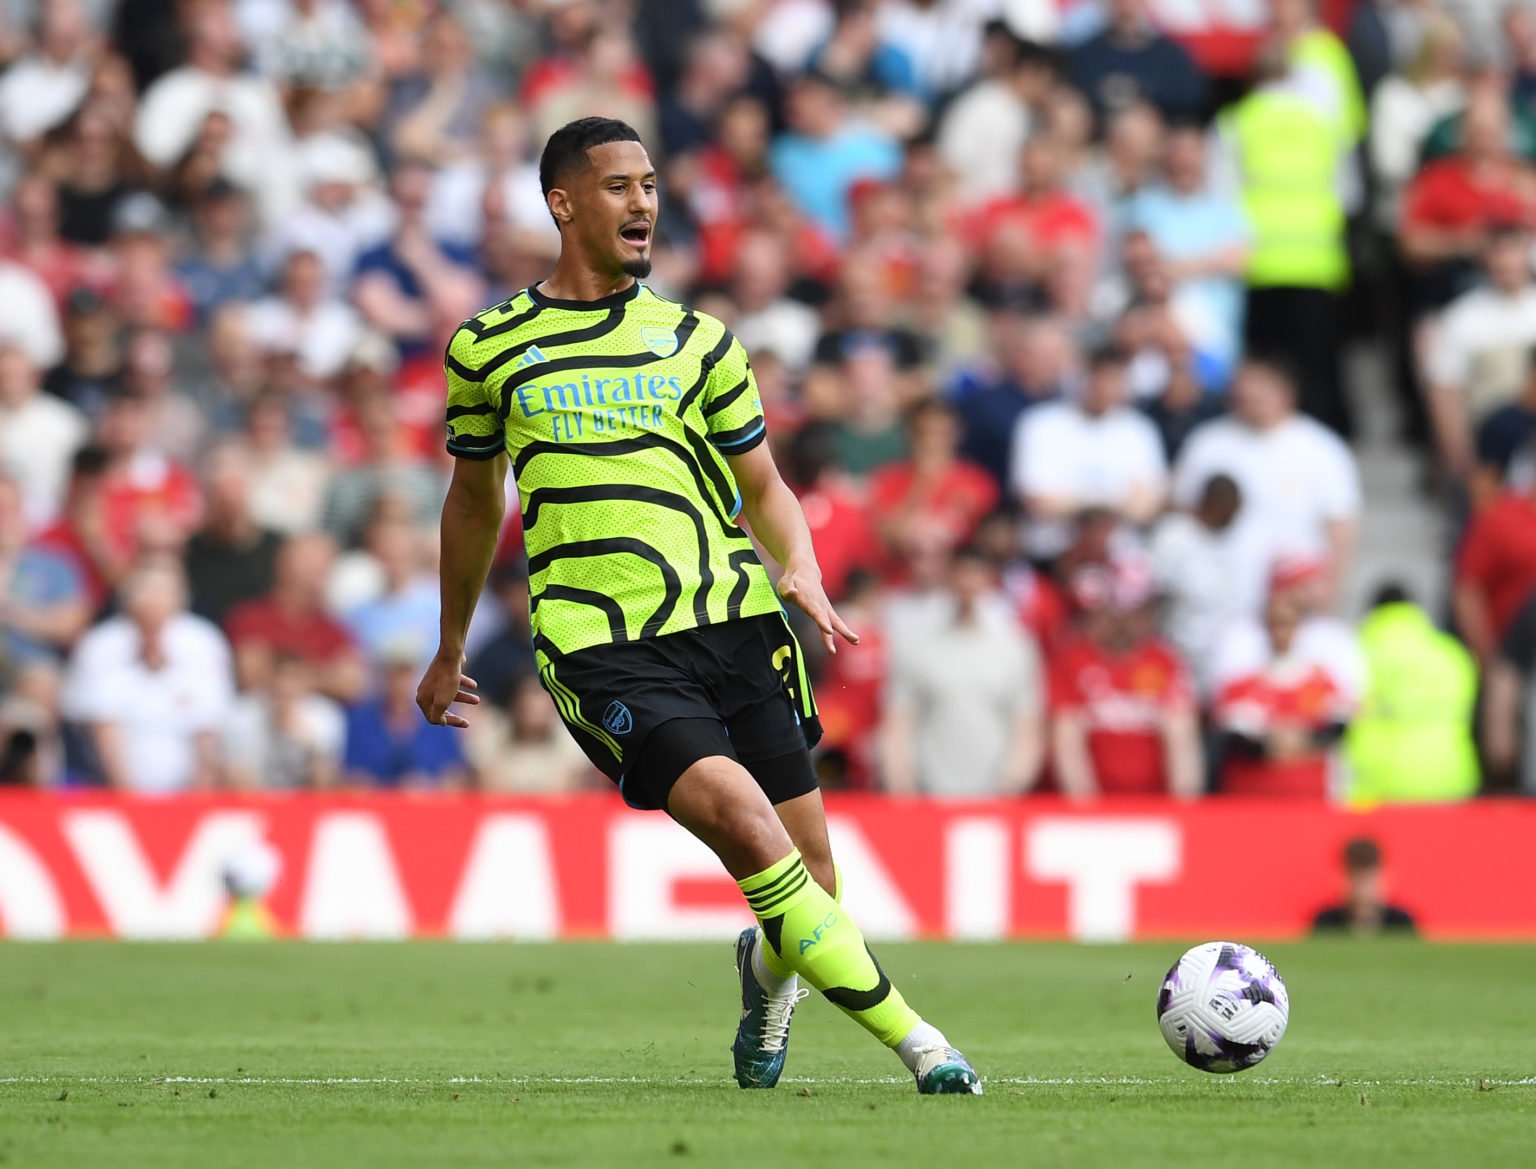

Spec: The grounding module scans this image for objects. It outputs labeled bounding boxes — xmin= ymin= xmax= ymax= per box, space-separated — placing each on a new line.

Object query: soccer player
xmin=417 ymin=117 xmax=980 ymax=1095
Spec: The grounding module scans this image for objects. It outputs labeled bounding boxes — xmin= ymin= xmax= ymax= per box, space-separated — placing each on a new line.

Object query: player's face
xmin=565 ymin=140 xmax=658 ymax=280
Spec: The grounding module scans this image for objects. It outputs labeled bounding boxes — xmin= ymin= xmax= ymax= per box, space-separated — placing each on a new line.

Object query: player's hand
xmin=416 ymin=652 xmax=480 ymax=728
xmin=777 ymin=562 xmax=859 ymax=654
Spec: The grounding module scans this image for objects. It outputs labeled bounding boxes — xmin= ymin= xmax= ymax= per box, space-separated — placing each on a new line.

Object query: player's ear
xmin=547 ymin=187 xmax=574 ymax=227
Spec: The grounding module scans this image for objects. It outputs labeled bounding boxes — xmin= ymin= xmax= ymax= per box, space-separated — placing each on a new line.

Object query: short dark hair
xmin=538 ymin=117 xmax=643 ymax=199
xmin=1343 ymin=837 xmax=1382 ymax=873
xmin=1243 ymin=351 xmax=1301 ymax=393
xmin=1087 ymin=344 xmax=1127 ymax=371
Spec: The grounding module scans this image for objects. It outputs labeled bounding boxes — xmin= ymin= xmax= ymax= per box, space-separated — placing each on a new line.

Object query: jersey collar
xmin=527 ymin=280 xmax=644 ymax=311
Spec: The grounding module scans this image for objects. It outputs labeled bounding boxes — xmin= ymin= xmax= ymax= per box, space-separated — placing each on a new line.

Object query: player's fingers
xmin=454 ymin=688 xmax=481 ymax=706
xmin=828 ymin=606 xmax=860 ymax=645
xmin=441 ymin=711 xmax=470 ymax=729
xmin=458 ymin=674 xmax=479 ymax=691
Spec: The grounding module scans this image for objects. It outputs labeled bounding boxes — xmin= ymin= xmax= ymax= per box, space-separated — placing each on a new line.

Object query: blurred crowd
xmin=0 ymin=0 xmax=1530 ymax=800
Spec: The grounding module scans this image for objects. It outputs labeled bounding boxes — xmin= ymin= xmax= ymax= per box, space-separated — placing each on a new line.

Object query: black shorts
xmin=539 ymin=613 xmax=822 ymax=811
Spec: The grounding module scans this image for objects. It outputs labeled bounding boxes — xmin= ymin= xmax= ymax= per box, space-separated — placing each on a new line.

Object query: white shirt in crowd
xmin=0 ymin=262 xmax=64 ymax=370
xmin=427 ymin=160 xmax=558 ymax=250
xmin=0 ymin=391 xmax=88 ymax=529
xmin=886 ymin=609 xmax=1042 ymax=798
xmin=1423 ymin=283 xmax=1536 ymax=421
xmin=63 ymin=614 xmax=235 ymax=794
xmin=224 ymin=692 xmax=345 ymax=789
xmin=134 ymin=66 xmax=297 ymax=223
xmin=1173 ymin=415 xmax=1361 ymax=618
xmin=937 ymin=78 xmax=1033 ymax=205
xmin=244 ymin=295 xmax=362 ymax=380
xmin=1011 ymin=401 xmax=1168 ymax=558
xmin=1207 ymin=615 xmax=1367 ymax=710
xmin=0 ymin=52 xmax=90 ymax=143
xmin=1148 ymin=512 xmax=1242 ymax=696
xmin=732 ymin=298 xmax=822 ymax=374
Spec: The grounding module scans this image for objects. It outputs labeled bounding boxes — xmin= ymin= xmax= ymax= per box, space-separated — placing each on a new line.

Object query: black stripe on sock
xmin=762 ymin=915 xmax=785 ymax=959
xmin=743 ymin=860 xmax=807 ymax=908
xmin=746 ymin=869 xmax=808 ymax=915
xmin=820 ymin=948 xmax=892 ymax=1013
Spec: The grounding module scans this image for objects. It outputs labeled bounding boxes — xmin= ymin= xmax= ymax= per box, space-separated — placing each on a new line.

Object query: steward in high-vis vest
xmin=1345 ymin=591 xmax=1480 ymax=803
xmin=1222 ymin=48 xmax=1353 ymax=435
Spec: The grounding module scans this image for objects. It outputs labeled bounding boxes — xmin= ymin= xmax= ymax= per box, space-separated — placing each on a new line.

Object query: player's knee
xmin=668 ymin=756 xmax=793 ymax=876
xmin=800 ymin=850 xmax=836 ymax=898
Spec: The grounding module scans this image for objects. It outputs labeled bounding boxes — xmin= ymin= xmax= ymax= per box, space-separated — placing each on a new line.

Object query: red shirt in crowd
xmin=815 ymin=616 xmax=886 ymax=791
xmin=1213 ymin=663 xmax=1349 ymax=798
xmin=967 ymin=191 xmax=1098 ymax=259
xmin=1401 ymin=158 xmax=1536 ymax=236
xmin=1456 ymin=491 xmax=1536 ymax=640
xmin=1050 ymin=636 xmax=1193 ymax=794
xmin=1002 ymin=565 xmax=1071 ymax=654
xmin=867 ymin=459 xmax=999 ymax=582
xmin=102 ymin=455 xmax=202 ymax=553
xmin=224 ymin=598 xmax=356 ymax=662
xmin=796 ymin=480 xmax=880 ymax=601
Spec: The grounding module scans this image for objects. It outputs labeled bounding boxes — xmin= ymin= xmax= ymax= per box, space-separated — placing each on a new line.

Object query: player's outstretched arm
xmin=418 ymin=453 xmax=508 ymax=727
xmin=727 ymin=442 xmax=858 ymax=655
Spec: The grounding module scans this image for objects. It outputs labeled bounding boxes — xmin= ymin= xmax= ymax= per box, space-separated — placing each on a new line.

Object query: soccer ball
xmin=1156 ymin=942 xmax=1289 ymax=1073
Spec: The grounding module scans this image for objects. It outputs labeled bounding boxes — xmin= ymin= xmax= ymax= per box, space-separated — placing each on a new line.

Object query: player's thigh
xmin=665 ymin=749 xmax=794 ymax=880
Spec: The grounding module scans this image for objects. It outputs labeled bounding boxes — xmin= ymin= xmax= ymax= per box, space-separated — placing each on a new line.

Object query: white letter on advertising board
xmin=448 ymin=815 xmax=559 ymax=939
xmin=299 ymin=813 xmax=412 ymax=939
xmin=0 ymin=823 xmax=64 ymax=938
xmin=945 ymin=817 xmax=1009 ymax=940
xmin=609 ymin=818 xmax=745 ymax=939
xmin=1025 ymin=819 xmax=1180 ymax=942
xmin=64 ymin=810 xmax=267 ymax=939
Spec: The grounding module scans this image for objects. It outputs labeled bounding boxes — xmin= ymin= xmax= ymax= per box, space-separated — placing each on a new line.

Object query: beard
xmin=620 ymin=255 xmax=652 ymax=278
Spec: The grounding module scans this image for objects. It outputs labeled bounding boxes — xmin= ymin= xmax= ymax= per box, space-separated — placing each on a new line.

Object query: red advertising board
xmin=0 ymin=793 xmax=1529 ymax=941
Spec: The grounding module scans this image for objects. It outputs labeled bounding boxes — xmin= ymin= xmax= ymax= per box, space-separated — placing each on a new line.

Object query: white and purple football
xmin=1156 ymin=942 xmax=1290 ymax=1073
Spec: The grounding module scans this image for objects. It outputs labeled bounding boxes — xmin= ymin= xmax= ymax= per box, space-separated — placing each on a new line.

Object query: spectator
xmin=780 ymin=424 xmax=879 ymax=603
xmin=242 ymin=391 xmax=330 ymax=536
xmin=1347 ymin=584 xmax=1478 ymax=803
xmin=1049 ymin=560 xmax=1203 ymax=799
xmin=343 ymin=642 xmax=468 ymax=789
xmin=382 ymin=9 xmax=505 ymax=167
xmin=727 ymin=230 xmax=822 ymax=376
xmin=938 ymin=31 xmax=1057 ymax=206
xmin=43 ymin=287 xmax=121 ymax=420
xmin=342 ymin=514 xmax=438 ymax=668
xmin=133 ymin=0 xmax=295 ymax=223
xmin=257 ymin=0 xmax=374 ymax=98
xmin=951 ymin=313 xmax=1076 ymax=488
xmin=0 ymin=341 xmax=88 ymax=529
xmin=175 ymin=180 xmax=266 ymax=325
xmin=1174 ymin=357 xmax=1361 ymax=616
xmin=1272 ymin=0 xmax=1367 ymax=147
xmin=1124 ymin=123 xmax=1250 ymax=378
xmin=1368 ymin=13 xmax=1466 ymax=233
xmin=0 ymin=257 xmax=64 ymax=371
xmin=1067 ymin=0 xmax=1209 ymax=126
xmin=1224 ymin=49 xmax=1352 ymax=435
xmin=245 ymin=247 xmax=362 ymax=383
xmin=117 ymin=328 xmax=204 ymax=462
xmin=967 ymin=133 xmax=1098 ymax=279
xmin=352 ymin=161 xmax=482 ymax=362
xmin=40 ymin=98 xmax=148 ymax=249
xmin=1423 ymin=227 xmax=1536 ymax=478
xmin=465 ymin=560 xmax=536 ymax=709
xmin=1 ymin=174 xmax=90 ymax=310
xmin=104 ymin=194 xmax=194 ymax=334
xmin=824 ymin=339 xmax=908 ymax=478
xmin=660 ymin=30 xmax=752 ymax=158
xmin=769 ymin=69 xmax=903 ymax=242
xmin=426 ymin=104 xmax=557 ymax=255
xmin=62 ymin=559 xmax=234 ymax=793
xmin=1481 ymin=581 xmax=1536 ymax=794
xmin=223 ymin=653 xmax=345 ymax=790
xmin=0 ymin=475 xmax=90 ymax=669
xmin=320 ymin=391 xmax=443 ymax=547
xmin=1311 ymin=838 xmax=1417 ymax=935
xmin=1011 ymin=345 xmax=1167 ymax=560
xmin=95 ymin=389 xmax=202 ymax=558
xmin=0 ymin=0 xmax=96 ymax=147
xmin=1453 ymin=463 xmax=1536 ymax=664
xmin=1149 ymin=473 xmax=1243 ymax=694
xmin=881 ymin=546 xmax=1044 ymax=797
xmin=224 ymin=532 xmax=363 ymax=702
xmin=1210 ymin=584 xmax=1356 ymax=799
xmin=812 ymin=568 xmax=887 ymax=791
xmin=183 ymin=443 xmax=281 ymax=628
xmin=869 ymin=398 xmax=998 ymax=577
xmin=465 ymin=673 xmax=594 ymax=793
xmin=31 ymin=445 xmax=120 ymax=612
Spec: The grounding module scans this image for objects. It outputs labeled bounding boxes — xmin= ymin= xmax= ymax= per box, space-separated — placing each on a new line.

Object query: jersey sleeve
xmin=702 ymin=334 xmax=767 ymax=456
xmin=444 ymin=326 xmax=505 ymax=461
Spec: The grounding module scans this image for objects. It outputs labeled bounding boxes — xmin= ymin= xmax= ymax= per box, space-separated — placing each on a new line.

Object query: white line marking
xmin=0 ymin=1075 xmax=1531 ymax=1088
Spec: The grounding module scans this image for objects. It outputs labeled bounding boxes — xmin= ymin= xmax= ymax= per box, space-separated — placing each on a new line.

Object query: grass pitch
xmin=0 ymin=941 xmax=1531 ymax=1169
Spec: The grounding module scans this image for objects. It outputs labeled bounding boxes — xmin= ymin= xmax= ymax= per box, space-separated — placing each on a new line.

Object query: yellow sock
xmin=757 ymin=861 xmax=841 ymax=982
xmin=740 ymin=850 xmax=919 ymax=1047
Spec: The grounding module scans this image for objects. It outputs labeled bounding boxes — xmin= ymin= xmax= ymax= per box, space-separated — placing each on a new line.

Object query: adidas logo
xmin=516 ymin=345 xmax=549 ymax=368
